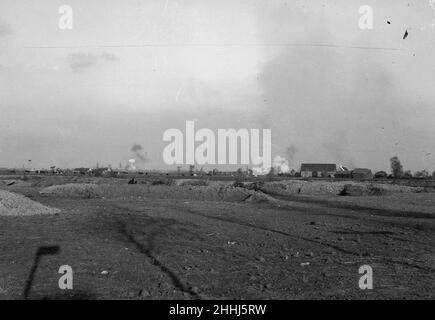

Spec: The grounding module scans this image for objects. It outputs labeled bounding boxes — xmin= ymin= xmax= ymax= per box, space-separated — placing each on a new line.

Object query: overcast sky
xmin=1 ymin=0 xmax=435 ymax=172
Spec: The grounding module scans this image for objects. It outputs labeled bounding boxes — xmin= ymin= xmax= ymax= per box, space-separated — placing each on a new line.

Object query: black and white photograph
xmin=0 ymin=0 xmax=434 ymax=306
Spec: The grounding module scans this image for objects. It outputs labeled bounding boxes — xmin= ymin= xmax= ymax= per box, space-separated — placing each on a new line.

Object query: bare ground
xmin=0 ymin=176 xmax=434 ymax=300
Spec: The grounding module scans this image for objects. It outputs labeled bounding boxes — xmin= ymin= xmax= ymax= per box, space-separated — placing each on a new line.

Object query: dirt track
xmin=0 ymin=177 xmax=434 ymax=299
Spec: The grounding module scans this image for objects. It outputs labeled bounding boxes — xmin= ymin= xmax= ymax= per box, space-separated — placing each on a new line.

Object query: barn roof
xmin=300 ymin=163 xmax=336 ymax=172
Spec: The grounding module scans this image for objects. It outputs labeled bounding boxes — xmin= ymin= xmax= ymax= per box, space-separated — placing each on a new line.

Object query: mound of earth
xmin=243 ymin=191 xmax=278 ymax=204
xmin=339 ymin=184 xmax=365 ymax=196
xmin=339 ymin=184 xmax=389 ymax=196
xmin=248 ymin=180 xmax=348 ymax=196
xmin=40 ymin=183 xmax=101 ymax=198
xmin=255 ymin=180 xmax=425 ymax=196
xmin=31 ymin=176 xmax=119 ymax=188
xmin=174 ymin=179 xmax=209 ymax=187
xmin=40 ymin=182 xmax=276 ymax=204
xmin=100 ymin=183 xmax=255 ymax=202
xmin=0 ymin=190 xmax=61 ymax=216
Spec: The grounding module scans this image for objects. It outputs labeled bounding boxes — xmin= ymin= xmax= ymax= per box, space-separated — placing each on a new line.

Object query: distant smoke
xmin=131 ymin=144 xmax=151 ymax=163
xmin=131 ymin=144 xmax=142 ymax=153
xmin=285 ymin=145 xmax=297 ymax=167
xmin=126 ymin=158 xmax=136 ymax=171
xmin=273 ymin=155 xmax=290 ymax=173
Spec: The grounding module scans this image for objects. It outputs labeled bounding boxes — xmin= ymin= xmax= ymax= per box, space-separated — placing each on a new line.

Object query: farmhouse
xmin=351 ymin=168 xmax=373 ymax=180
xmin=300 ymin=163 xmax=336 ymax=178
xmin=374 ymin=171 xmax=388 ymax=179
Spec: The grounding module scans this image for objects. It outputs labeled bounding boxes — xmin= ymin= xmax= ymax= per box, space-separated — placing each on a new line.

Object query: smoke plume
xmin=273 ymin=155 xmax=290 ymax=174
xmin=131 ymin=144 xmax=151 ymax=163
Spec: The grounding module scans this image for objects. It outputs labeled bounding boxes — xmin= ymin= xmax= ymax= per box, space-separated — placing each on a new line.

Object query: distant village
xmin=1 ymin=158 xmax=434 ymax=180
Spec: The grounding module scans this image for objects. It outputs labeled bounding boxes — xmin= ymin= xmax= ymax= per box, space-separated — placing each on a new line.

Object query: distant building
xmin=73 ymin=168 xmax=90 ymax=175
xmin=300 ymin=163 xmax=336 ymax=178
xmin=334 ymin=171 xmax=352 ymax=179
xmin=351 ymin=168 xmax=373 ymax=180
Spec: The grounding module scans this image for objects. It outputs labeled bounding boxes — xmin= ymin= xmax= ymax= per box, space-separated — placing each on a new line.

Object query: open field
xmin=0 ymin=175 xmax=434 ymax=300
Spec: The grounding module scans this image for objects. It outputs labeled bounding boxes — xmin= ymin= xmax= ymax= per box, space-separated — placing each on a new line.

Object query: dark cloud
xmin=285 ymin=145 xmax=297 ymax=161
